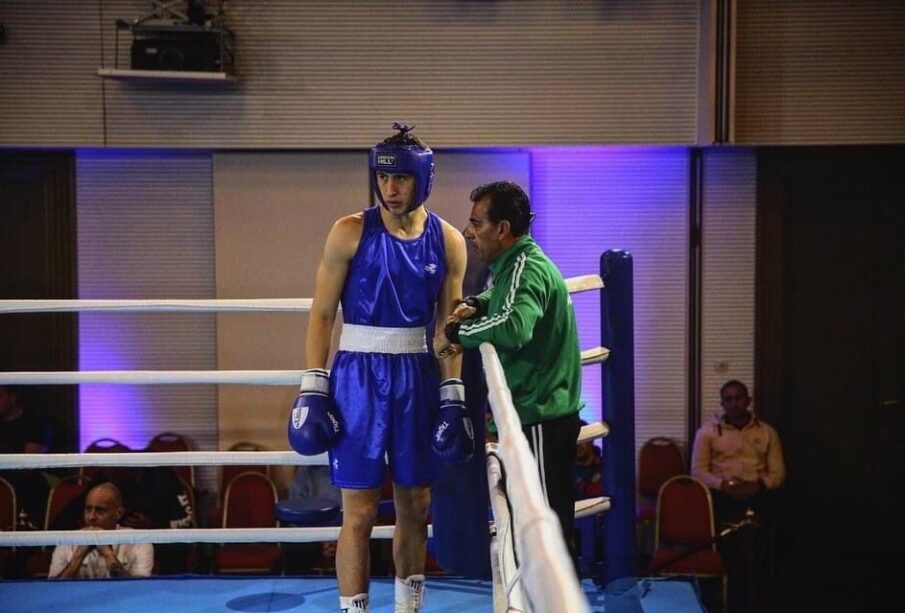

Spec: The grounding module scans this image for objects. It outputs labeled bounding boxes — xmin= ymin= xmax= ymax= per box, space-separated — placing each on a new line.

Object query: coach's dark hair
xmin=469 ymin=181 xmax=532 ymax=237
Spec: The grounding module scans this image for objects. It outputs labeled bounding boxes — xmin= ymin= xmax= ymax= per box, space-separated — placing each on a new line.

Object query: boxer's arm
xmin=433 ymin=221 xmax=467 ymax=371
xmin=306 ymin=214 xmax=361 ymax=369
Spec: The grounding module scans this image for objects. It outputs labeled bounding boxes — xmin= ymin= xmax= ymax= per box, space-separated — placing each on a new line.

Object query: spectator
xmin=0 ymin=385 xmax=49 ymax=527
xmin=691 ymin=379 xmax=785 ymax=523
xmin=289 ymin=465 xmax=341 ymax=506
xmin=0 ymin=385 xmax=45 ymax=454
xmin=575 ymin=425 xmax=603 ymax=500
xmin=49 ymin=482 xmax=153 ymax=578
xmin=691 ymin=379 xmax=786 ymax=613
xmin=123 ymin=467 xmax=194 ymax=574
xmin=287 ymin=465 xmax=342 ymax=573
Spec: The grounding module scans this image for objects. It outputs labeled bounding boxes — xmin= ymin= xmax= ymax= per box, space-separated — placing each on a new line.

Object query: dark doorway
xmin=756 ymin=146 xmax=905 ymax=608
xmin=0 ymin=152 xmax=78 ymax=452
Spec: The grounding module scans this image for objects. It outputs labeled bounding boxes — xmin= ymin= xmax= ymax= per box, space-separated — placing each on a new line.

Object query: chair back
xmin=147 ymin=432 xmax=195 ymax=486
xmin=638 ymin=437 xmax=685 ymax=497
xmin=81 ymin=438 xmax=131 ymax=480
xmin=655 ymin=475 xmax=715 ymax=548
xmin=84 ymin=437 xmax=130 ymax=453
xmin=222 ymin=472 xmax=278 ymax=529
xmin=220 ymin=441 xmax=268 ymax=499
xmin=0 ymin=476 xmax=16 ymax=532
xmin=45 ymin=476 xmax=88 ymax=530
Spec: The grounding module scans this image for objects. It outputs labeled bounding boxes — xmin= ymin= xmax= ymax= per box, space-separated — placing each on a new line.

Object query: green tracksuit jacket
xmin=458 ymin=235 xmax=582 ymax=425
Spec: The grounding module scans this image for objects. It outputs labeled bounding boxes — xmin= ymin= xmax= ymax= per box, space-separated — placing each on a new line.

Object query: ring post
xmin=600 ymin=249 xmax=636 ymax=585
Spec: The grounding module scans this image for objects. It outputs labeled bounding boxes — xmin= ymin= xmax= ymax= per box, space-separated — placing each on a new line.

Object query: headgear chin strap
xmin=369 ymin=124 xmax=434 ymax=211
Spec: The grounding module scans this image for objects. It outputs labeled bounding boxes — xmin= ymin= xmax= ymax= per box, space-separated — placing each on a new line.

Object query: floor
xmin=0 ymin=575 xmax=706 ymax=612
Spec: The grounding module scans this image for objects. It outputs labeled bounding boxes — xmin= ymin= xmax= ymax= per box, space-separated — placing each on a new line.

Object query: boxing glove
xmin=431 ymin=378 xmax=475 ymax=463
xmin=288 ymin=368 xmax=341 ymax=455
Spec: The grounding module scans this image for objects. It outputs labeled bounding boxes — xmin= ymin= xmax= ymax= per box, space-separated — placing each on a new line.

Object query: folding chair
xmin=649 ymin=475 xmax=727 ymax=612
xmin=24 ymin=475 xmax=89 ymax=577
xmin=211 ymin=471 xmax=282 ymax=574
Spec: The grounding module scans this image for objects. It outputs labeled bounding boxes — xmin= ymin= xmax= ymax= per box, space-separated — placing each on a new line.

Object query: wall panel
xmin=0 ymin=1 xmax=104 ymax=145
xmin=0 ymin=0 xmax=702 ymax=147
xmin=735 ymin=0 xmax=905 ymax=144
xmin=700 ymin=148 xmax=756 ymax=415
xmin=76 ymin=150 xmax=217 ymax=460
xmin=531 ymin=148 xmax=689 ymax=456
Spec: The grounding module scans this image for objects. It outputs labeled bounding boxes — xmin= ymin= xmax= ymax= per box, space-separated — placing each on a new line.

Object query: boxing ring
xmin=0 ymin=250 xmax=643 ymax=612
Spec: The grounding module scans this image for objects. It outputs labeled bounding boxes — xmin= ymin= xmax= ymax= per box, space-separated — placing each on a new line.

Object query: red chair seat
xmin=212 ymin=544 xmax=282 ymax=574
xmin=649 ymin=547 xmax=725 ymax=576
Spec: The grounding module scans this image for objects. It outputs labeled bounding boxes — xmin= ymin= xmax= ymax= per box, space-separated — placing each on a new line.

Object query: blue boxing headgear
xmin=369 ymin=124 xmax=434 ymax=209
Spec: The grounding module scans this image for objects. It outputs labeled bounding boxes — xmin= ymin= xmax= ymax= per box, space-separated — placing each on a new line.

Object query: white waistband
xmin=339 ymin=324 xmax=428 ymax=354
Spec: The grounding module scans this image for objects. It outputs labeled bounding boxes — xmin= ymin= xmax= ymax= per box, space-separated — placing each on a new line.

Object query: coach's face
xmin=464 ymin=197 xmax=506 ymax=263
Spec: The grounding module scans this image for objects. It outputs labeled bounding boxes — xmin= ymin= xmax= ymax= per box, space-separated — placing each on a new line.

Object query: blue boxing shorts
xmin=328 ymin=324 xmax=443 ymax=489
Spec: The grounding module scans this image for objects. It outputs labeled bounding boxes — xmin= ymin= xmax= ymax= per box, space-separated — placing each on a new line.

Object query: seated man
xmin=575 ymin=432 xmax=603 ymax=500
xmin=691 ymin=379 xmax=786 ymax=523
xmin=124 ymin=467 xmax=194 ymax=574
xmin=691 ymin=379 xmax=786 ymax=613
xmin=49 ymin=482 xmax=154 ymax=579
xmin=287 ymin=465 xmax=343 ymax=574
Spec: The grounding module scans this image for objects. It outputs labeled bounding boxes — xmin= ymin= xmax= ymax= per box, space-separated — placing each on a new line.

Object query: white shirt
xmin=49 ymin=526 xmax=154 ymax=578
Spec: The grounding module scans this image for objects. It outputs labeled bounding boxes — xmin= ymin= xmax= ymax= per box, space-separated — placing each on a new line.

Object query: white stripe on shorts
xmin=531 ymin=424 xmax=550 ymax=506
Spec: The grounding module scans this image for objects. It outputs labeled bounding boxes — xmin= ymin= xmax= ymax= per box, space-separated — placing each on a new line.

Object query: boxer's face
xmin=464 ymin=196 xmax=506 ymax=263
xmin=376 ymin=172 xmax=417 ymax=215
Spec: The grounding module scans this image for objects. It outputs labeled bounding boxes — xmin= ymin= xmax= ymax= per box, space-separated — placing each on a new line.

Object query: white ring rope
xmin=481 ymin=343 xmax=591 ymax=613
xmin=487 ymin=449 xmax=528 ymax=613
xmin=0 ymin=451 xmax=328 ymax=470
xmin=0 ymin=275 xmax=602 ymax=315
xmin=0 ymin=276 xmax=606 ymax=386
xmin=0 ymin=298 xmax=314 ymax=314
xmin=0 ymin=273 xmax=608 ymax=587
xmin=0 ymin=347 xmax=610 ymax=386
xmin=1 ymin=525 xmax=425 ymax=548
xmin=0 ymin=349 xmax=606 ymax=386
xmin=0 ymin=370 xmax=304 ymax=386
xmin=0 ymin=423 xmax=606 ymax=471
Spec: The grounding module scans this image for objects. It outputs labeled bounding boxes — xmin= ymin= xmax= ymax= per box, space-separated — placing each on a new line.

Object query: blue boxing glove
xmin=431 ymin=378 xmax=475 ymax=463
xmin=288 ymin=368 xmax=341 ymax=455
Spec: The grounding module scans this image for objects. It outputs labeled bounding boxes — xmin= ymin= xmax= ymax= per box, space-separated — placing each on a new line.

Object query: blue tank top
xmin=341 ymin=206 xmax=447 ymax=327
